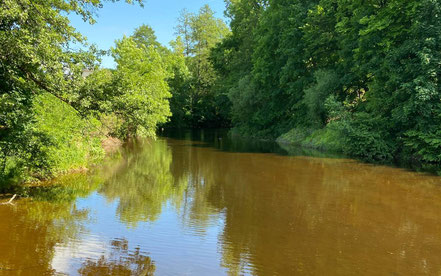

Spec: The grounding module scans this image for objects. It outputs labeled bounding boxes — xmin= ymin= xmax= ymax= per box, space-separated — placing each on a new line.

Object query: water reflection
xmin=78 ymin=239 xmax=155 ymax=276
xmin=2 ymin=132 xmax=441 ymax=275
xmin=0 ymin=173 xmax=101 ymax=275
xmin=99 ymin=139 xmax=187 ymax=227
xmin=165 ymin=137 xmax=441 ymax=275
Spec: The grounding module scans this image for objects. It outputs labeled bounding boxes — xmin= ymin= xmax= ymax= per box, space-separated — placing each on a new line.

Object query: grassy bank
xmin=276 ymin=126 xmax=343 ymax=153
xmin=276 ymin=126 xmax=441 ymax=175
xmin=0 ymin=94 xmax=109 ymax=192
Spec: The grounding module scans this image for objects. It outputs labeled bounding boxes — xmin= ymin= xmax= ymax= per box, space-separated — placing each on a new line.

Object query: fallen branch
xmin=1 ymin=194 xmax=17 ymax=205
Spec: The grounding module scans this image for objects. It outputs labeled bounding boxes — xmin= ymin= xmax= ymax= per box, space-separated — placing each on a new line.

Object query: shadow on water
xmin=161 ymin=128 xmax=345 ymax=159
xmin=162 ymin=129 xmax=441 ymax=175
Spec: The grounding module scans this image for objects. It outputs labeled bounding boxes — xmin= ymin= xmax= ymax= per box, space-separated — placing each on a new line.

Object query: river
xmin=1 ymin=129 xmax=441 ymax=275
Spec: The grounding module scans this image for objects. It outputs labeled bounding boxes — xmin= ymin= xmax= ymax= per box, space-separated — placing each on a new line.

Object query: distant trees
xmin=169 ymin=5 xmax=230 ymax=128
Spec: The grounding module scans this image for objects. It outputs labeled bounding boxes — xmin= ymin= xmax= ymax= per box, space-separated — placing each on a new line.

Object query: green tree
xmin=110 ymin=36 xmax=172 ymax=138
xmin=0 ymin=0 xmax=142 ymax=186
xmin=132 ymin=24 xmax=163 ymax=50
xmin=210 ymin=0 xmax=268 ymax=130
xmin=248 ymin=0 xmax=316 ymax=137
xmin=173 ymin=5 xmax=230 ymax=127
xmin=167 ymin=36 xmax=193 ymax=127
xmin=129 ymin=24 xmax=192 ymax=130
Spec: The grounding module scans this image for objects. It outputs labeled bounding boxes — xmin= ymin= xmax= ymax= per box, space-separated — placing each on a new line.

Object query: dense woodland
xmin=2 ymin=0 xmax=441 ymax=189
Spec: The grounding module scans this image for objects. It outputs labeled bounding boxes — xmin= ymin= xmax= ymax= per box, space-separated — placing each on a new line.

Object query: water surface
xmin=2 ymin=130 xmax=441 ymax=275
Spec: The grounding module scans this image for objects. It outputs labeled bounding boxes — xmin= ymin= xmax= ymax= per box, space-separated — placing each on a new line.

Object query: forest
xmin=2 ymin=0 xmax=441 ymax=189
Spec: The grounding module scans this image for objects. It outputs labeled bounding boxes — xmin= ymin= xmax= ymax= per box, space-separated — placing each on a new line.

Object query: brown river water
xmin=1 ymin=130 xmax=441 ymax=275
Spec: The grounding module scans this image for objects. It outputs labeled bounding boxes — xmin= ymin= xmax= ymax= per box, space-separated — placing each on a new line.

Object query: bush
xmin=0 ymin=93 xmax=105 ymax=190
xmin=303 ymin=70 xmax=340 ymax=127
xmin=277 ymin=125 xmax=343 ymax=153
xmin=32 ymin=93 xmax=105 ymax=177
xmin=334 ymin=112 xmax=396 ymax=162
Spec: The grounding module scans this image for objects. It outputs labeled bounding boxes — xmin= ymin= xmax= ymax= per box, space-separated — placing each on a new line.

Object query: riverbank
xmin=228 ymin=126 xmax=343 ymax=155
xmin=0 ymin=136 xmax=123 ymax=195
xmin=276 ymin=127 xmax=343 ymax=153
xmin=229 ymin=126 xmax=441 ymax=176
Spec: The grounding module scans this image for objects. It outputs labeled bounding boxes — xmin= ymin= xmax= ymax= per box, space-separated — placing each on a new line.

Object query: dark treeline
xmin=208 ymin=0 xmax=441 ymax=164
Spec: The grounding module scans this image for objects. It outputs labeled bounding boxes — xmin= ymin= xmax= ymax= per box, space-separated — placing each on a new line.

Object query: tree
xmin=132 ymin=24 xmax=162 ymax=50
xmin=175 ymin=9 xmax=194 ymax=57
xmin=210 ymin=0 xmax=268 ymax=129
xmin=173 ymin=5 xmax=230 ymax=128
xmin=167 ymin=36 xmax=192 ymax=127
xmin=131 ymin=24 xmax=193 ymax=129
xmin=0 ymin=0 xmax=142 ymax=185
xmin=110 ymin=36 xmax=171 ymax=138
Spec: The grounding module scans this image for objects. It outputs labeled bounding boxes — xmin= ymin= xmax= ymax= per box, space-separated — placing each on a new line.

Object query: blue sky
xmin=69 ymin=0 xmax=227 ymax=68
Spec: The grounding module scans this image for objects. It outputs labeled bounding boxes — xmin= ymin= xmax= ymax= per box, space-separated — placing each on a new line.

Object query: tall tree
xmin=110 ymin=36 xmax=171 ymax=138
xmin=210 ymin=0 xmax=268 ymax=129
xmin=173 ymin=5 xmax=230 ymax=127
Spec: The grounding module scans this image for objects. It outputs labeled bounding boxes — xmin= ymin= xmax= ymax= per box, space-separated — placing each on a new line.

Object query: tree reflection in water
xmin=0 ymin=172 xmax=106 ymax=275
xmin=99 ymin=139 xmax=187 ymax=227
xmin=78 ymin=239 xmax=155 ymax=276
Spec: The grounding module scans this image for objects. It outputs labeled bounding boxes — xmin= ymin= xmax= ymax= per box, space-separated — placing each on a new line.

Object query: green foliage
xmin=111 ymin=36 xmax=171 ymax=138
xmin=227 ymin=76 xmax=257 ymax=132
xmin=170 ymin=5 xmax=231 ymax=128
xmin=166 ymin=37 xmax=193 ymax=127
xmin=79 ymin=25 xmax=175 ymax=139
xmin=33 ymin=94 xmax=105 ymax=176
xmin=222 ymin=0 xmax=316 ymax=138
xmin=210 ymin=0 xmax=268 ymax=132
xmin=132 ymin=24 xmax=163 ymax=51
xmin=0 ymin=0 xmax=178 ymax=189
xmin=276 ymin=125 xmax=343 ymax=153
xmin=219 ymin=0 xmax=441 ymax=164
xmin=404 ymin=129 xmax=441 ymax=163
xmin=334 ymin=113 xmax=395 ymax=162
xmin=303 ymin=70 xmax=340 ymax=126
xmin=0 ymin=92 xmax=105 ymax=190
